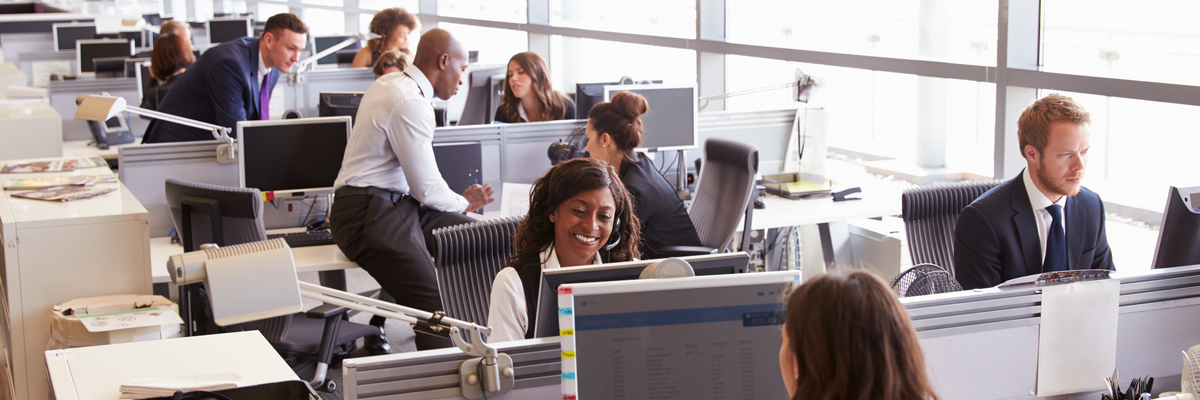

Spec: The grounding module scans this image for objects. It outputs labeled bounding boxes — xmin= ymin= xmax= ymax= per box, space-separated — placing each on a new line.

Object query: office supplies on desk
xmin=833 ymin=186 xmax=862 ymax=201
xmin=4 ymin=174 xmax=115 ymax=189
xmin=763 ymin=178 xmax=832 ymax=200
xmin=1036 ymin=279 xmax=1120 ymax=396
xmin=119 ymin=372 xmax=244 ymax=399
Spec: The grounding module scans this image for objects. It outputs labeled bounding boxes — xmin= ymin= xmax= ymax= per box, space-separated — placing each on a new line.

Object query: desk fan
xmin=1184 ymin=344 xmax=1200 ymax=396
xmin=889 ymin=263 xmax=962 ymax=297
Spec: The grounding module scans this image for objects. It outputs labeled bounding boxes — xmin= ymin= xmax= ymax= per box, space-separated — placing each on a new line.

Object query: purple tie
xmin=259 ymin=74 xmax=270 ymax=120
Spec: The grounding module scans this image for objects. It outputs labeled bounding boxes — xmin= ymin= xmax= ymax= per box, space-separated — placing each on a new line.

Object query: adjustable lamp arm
xmin=293 ymin=32 xmax=381 ymax=74
xmin=75 ymin=94 xmax=237 ymax=162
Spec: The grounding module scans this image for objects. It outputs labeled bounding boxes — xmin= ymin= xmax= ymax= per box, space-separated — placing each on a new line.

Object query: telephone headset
xmin=604 ymin=216 xmax=622 ymax=251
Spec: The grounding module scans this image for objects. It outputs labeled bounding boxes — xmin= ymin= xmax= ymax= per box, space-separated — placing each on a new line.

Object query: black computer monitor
xmin=76 ymin=39 xmax=135 ymax=74
xmin=118 ymin=30 xmax=145 ymax=48
xmin=312 ymin=35 xmax=355 ymax=67
xmin=142 ymin=13 xmax=162 ymax=26
xmin=236 ymin=117 xmax=351 ymax=198
xmin=318 ymin=92 xmax=364 ymax=125
xmin=1152 ymin=186 xmax=1200 ymax=269
xmin=575 ymin=80 xmax=664 ymax=119
xmin=532 ymin=252 xmax=750 ymax=338
xmin=206 ymin=18 xmax=252 ymax=44
xmin=604 ymin=83 xmax=698 ymax=151
xmin=458 ymin=65 xmax=505 ymax=126
xmin=53 ymin=22 xmax=96 ymax=51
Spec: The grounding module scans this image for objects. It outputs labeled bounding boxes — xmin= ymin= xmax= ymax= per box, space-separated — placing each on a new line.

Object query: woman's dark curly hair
xmin=510 ymin=158 xmax=641 ymax=264
xmin=367 ymin=8 xmax=420 ymax=58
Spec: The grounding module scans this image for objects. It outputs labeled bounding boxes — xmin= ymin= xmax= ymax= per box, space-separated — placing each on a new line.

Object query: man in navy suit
xmin=954 ymin=93 xmax=1115 ymax=289
xmin=142 ymin=13 xmax=308 ymax=143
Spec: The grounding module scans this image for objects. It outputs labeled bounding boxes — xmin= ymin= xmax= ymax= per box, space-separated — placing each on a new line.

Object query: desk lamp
xmin=288 ymin=32 xmax=381 ymax=83
xmin=699 ymin=68 xmax=825 ymax=110
xmin=168 ymin=239 xmax=515 ymax=399
xmin=74 ymin=94 xmax=238 ymax=163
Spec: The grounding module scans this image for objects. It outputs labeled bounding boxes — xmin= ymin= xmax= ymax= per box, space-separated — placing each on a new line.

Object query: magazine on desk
xmin=10 ymin=186 xmax=116 ymax=202
xmin=3 ymin=175 xmax=117 ymax=190
xmin=0 ymin=156 xmax=107 ymax=173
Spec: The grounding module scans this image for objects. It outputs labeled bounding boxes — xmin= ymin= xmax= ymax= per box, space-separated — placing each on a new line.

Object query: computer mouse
xmin=754 ymin=197 xmax=766 ymax=209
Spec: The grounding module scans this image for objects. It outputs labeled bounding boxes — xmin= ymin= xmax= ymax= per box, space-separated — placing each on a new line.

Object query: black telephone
xmin=87 ymin=114 xmax=135 ymax=149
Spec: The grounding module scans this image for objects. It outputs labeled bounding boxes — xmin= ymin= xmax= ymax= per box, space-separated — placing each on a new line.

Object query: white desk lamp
xmin=74 ymin=94 xmax=238 ymax=163
xmin=168 ymin=239 xmax=515 ymax=399
xmin=288 ymin=32 xmax=381 ymax=84
xmin=699 ymin=68 xmax=825 ymax=110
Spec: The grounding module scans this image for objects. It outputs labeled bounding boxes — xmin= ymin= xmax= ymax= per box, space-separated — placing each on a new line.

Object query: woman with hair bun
xmin=495 ymin=51 xmax=575 ymax=123
xmin=585 ymin=91 xmax=702 ymax=259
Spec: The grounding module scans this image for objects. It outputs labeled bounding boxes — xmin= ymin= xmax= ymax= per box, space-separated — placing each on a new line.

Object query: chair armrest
xmin=654 ymin=246 xmax=718 ymax=258
xmin=306 ymin=304 xmax=350 ymax=319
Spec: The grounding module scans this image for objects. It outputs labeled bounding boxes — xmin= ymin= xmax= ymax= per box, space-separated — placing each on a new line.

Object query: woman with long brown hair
xmin=350 ymin=8 xmax=420 ymax=68
xmin=486 ymin=158 xmax=640 ymax=342
xmin=140 ymin=33 xmax=195 ymax=112
xmin=779 ymin=271 xmax=940 ymax=400
xmin=494 ymin=51 xmax=575 ymax=123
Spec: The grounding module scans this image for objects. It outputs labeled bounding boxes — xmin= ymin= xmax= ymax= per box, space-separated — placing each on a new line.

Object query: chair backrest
xmin=164 ymin=177 xmax=267 ymax=251
xmin=433 ymin=216 xmax=523 ymax=326
xmin=901 ymin=179 xmax=1003 ymax=276
xmin=689 ymin=137 xmax=759 ymax=252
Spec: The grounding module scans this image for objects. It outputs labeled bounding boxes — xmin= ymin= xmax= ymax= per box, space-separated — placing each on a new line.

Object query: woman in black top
xmin=140 ymin=33 xmax=194 ymax=112
xmin=584 ymin=91 xmax=703 ymax=259
xmin=494 ymin=52 xmax=575 ymax=123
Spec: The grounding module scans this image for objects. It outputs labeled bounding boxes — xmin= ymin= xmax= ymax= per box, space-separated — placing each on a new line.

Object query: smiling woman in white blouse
xmin=486 ymin=158 xmax=641 ymax=342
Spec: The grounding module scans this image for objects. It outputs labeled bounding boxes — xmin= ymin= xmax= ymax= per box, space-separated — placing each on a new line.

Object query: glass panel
xmin=1042 ymin=0 xmax=1200 ymax=86
xmin=437 ymin=0 xmax=526 ymax=24
xmin=257 ymin=3 xmax=289 ymax=20
xmin=726 ymin=0 xmax=998 ymax=66
xmin=303 ymin=8 xmax=346 ymax=36
xmin=439 ymin=23 xmax=528 ymax=65
xmin=576 ymin=39 xmax=696 ymax=85
xmin=549 ymin=0 xmax=696 ymax=39
xmin=301 ymin=0 xmax=340 ymax=6
xmin=360 ymin=0 xmax=419 ymax=11
xmin=725 ymin=55 xmax=994 ymax=176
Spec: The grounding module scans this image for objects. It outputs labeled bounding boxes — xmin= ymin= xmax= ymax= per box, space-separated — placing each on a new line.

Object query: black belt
xmin=335 ymin=186 xmax=409 ymax=204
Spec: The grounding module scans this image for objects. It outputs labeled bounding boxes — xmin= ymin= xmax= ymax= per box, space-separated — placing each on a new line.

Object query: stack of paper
xmin=118 ymin=373 xmax=244 ymax=399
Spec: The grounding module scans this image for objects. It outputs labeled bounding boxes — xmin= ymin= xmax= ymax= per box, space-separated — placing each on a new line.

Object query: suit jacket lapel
xmin=1010 ymin=173 xmax=1042 ymax=276
xmin=248 ymin=39 xmax=261 ymax=118
xmin=1066 ymin=195 xmax=1086 ymax=270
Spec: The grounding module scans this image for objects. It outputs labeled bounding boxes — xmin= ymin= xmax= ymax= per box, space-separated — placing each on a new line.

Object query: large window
xmin=440 ymin=23 xmax=528 ymax=65
xmin=437 ymin=0 xmax=526 ymax=24
xmin=575 ymin=39 xmax=695 ymax=85
xmin=360 ymin=0 xmax=419 ymax=11
xmin=303 ymin=7 xmax=346 ymax=36
xmin=549 ymin=0 xmax=695 ymax=39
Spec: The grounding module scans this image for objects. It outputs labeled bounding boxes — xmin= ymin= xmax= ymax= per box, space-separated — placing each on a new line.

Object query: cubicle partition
xmin=281 ymin=68 xmax=375 ymax=119
xmin=16 ymin=49 xmax=73 ymax=88
xmin=119 ymin=141 xmax=240 ymax=237
xmin=908 ymin=265 xmax=1200 ymax=399
xmin=48 ymin=76 xmax=145 ymax=140
xmin=1 ymin=32 xmax=51 ymax=71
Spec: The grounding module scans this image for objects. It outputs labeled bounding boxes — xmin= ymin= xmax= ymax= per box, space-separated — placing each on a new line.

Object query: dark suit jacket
xmin=953 ymin=171 xmax=1114 ymax=289
xmin=620 ymin=154 xmax=702 ymax=259
xmin=142 ymin=37 xmax=279 ymax=143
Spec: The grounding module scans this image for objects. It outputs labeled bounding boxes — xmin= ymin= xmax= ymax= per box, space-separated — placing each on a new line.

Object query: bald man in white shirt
xmin=329 ymin=29 xmax=494 ymax=351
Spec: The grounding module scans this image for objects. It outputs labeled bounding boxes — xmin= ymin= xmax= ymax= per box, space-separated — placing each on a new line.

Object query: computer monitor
xmin=318 ymin=92 xmax=364 ymax=124
xmin=560 ymin=270 xmax=796 ymax=399
xmin=118 ymin=30 xmax=145 ymax=48
xmin=1153 ymin=185 xmax=1200 ymax=269
xmin=76 ymin=39 xmax=135 ymax=75
xmin=575 ymin=80 xmax=663 ymax=119
xmin=236 ymin=116 xmax=351 ymax=198
xmin=457 ymin=65 xmax=506 ymax=126
xmin=53 ymin=22 xmax=96 ymax=51
xmin=206 ymin=18 xmax=253 ymax=44
xmin=312 ymin=35 xmax=356 ymax=67
xmin=532 ymin=252 xmax=751 ymax=339
xmin=604 ymin=83 xmax=698 ymax=151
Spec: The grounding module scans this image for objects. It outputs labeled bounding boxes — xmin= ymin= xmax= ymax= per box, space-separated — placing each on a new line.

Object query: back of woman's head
xmin=150 ymin=34 xmax=194 ymax=81
xmin=498 ymin=51 xmax=565 ymax=122
xmin=369 ymin=8 xmax=419 ymax=53
xmin=783 ymin=271 xmax=938 ymax=400
xmin=588 ymin=91 xmax=649 ymax=154
xmin=372 ymin=49 xmax=408 ymax=78
xmin=510 ymin=158 xmax=640 ymax=263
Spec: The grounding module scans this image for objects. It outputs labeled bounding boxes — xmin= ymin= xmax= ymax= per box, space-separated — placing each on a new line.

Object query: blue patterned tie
xmin=1044 ymin=204 xmax=1068 ymax=272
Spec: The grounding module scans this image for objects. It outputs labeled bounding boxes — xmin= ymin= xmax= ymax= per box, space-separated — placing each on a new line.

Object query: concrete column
xmin=995 ymin=0 xmax=1041 ymax=178
xmin=419 ymin=0 xmax=437 ymax=31
xmin=560 ymin=0 xmax=580 ymax=92
xmin=697 ymin=0 xmax=726 ymax=112
xmin=344 ymin=0 xmax=359 ymax=34
xmin=528 ymin=0 xmax=550 ymax=57
xmin=916 ymin=0 xmax=948 ymax=169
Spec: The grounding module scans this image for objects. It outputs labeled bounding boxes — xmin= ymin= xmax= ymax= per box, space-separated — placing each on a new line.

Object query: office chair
xmin=336 ymin=49 xmax=357 ymax=68
xmin=164 ymin=178 xmax=380 ymax=392
xmin=900 ymin=179 xmax=1002 ymax=277
xmin=658 ymin=137 xmax=759 ymax=257
xmin=432 ymin=216 xmax=524 ymax=326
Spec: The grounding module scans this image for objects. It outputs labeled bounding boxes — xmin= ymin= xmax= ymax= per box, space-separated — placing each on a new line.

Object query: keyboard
xmin=267 ymin=229 xmax=336 ymax=248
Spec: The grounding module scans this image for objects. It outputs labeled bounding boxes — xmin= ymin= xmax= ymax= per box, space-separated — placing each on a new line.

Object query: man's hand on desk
xmin=464 ymin=183 xmax=495 ymax=212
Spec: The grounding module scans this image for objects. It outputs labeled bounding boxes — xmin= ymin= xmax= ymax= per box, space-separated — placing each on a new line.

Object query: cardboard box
xmin=48 ymin=294 xmax=182 ymax=350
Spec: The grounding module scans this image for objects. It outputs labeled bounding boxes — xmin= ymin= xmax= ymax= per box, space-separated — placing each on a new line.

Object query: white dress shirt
xmin=486 ymin=245 xmax=602 ymax=343
xmin=515 ymin=103 xmax=529 ymax=122
xmin=334 ymin=65 xmax=469 ymax=213
xmin=1023 ymin=168 xmax=1068 ymax=264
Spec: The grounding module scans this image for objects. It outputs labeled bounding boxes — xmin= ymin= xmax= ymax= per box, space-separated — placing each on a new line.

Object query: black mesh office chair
xmin=432 ymin=216 xmax=524 ymax=326
xmin=164 ymin=178 xmax=380 ymax=392
xmin=658 ymin=137 xmax=759 ymax=257
xmin=901 ymin=179 xmax=1003 ymax=277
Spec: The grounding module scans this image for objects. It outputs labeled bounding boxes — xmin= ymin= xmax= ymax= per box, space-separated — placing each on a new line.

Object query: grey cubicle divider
xmin=119 ymin=141 xmax=241 ymax=238
xmin=906 ymin=265 xmax=1200 ymax=399
xmin=342 ymin=337 xmax=562 ymax=399
xmin=17 ymin=49 xmax=74 ymax=88
xmin=698 ymin=108 xmax=796 ymax=175
xmin=48 ymin=77 xmax=147 ymax=141
xmin=2 ymin=32 xmax=52 ymax=74
xmin=281 ymin=68 xmax=375 ymax=119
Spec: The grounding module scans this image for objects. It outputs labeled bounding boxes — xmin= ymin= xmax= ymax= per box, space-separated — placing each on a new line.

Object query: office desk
xmin=747 ymin=188 xmax=902 ymax=272
xmin=0 ymin=99 xmax=62 ymax=161
xmin=62 ymin=139 xmax=141 ymax=161
xmin=45 ymin=331 xmax=301 ymax=400
xmin=0 ymin=157 xmax=150 ymax=400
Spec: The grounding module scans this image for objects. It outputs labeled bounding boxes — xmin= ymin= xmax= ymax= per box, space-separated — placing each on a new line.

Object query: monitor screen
xmin=458 ymin=65 xmax=505 ymax=126
xmin=533 ymin=252 xmax=750 ymax=338
xmin=1153 ymin=185 xmax=1200 ymax=269
xmin=603 ymin=84 xmax=697 ymax=151
xmin=118 ymin=30 xmax=145 ymax=48
xmin=53 ymin=23 xmax=96 ymax=51
xmin=76 ymin=39 xmax=134 ymax=74
xmin=561 ymin=271 xmax=796 ymax=399
xmin=207 ymin=18 xmax=252 ymax=44
xmin=237 ymin=117 xmax=351 ymax=196
xmin=313 ymin=35 xmax=355 ymax=66
xmin=575 ymin=82 xmax=615 ymax=119
xmin=318 ymin=92 xmax=364 ymax=125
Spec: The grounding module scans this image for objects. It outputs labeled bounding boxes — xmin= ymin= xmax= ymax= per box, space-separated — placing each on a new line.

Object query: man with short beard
xmin=953 ymin=93 xmax=1115 ymax=289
